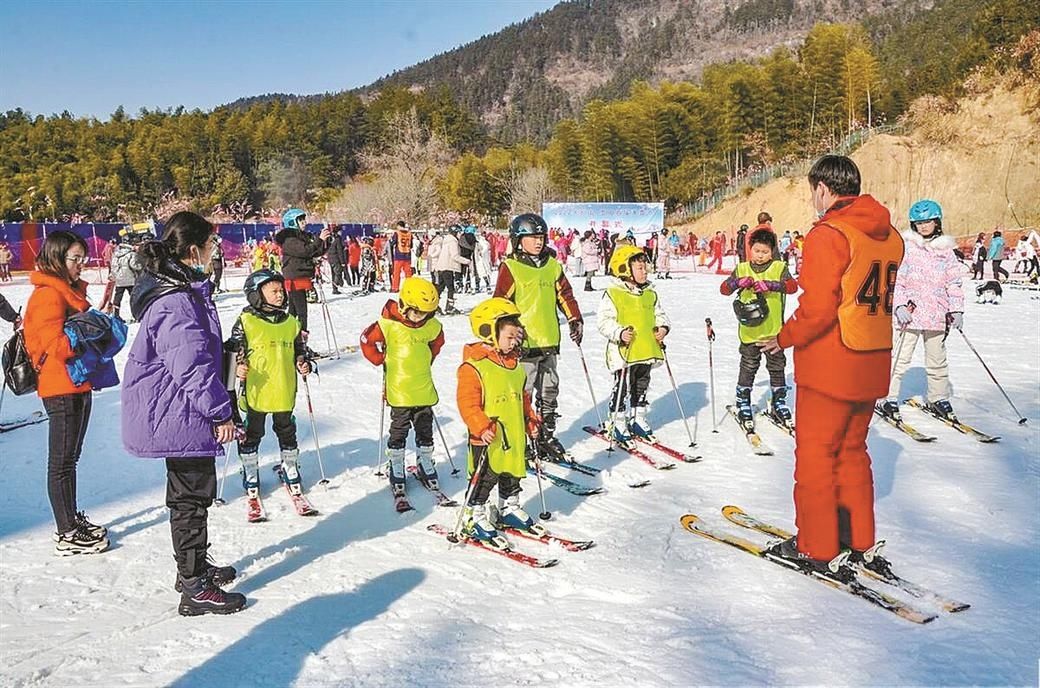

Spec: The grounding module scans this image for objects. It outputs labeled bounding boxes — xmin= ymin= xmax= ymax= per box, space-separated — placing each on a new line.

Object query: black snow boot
xmin=177 ymin=572 xmax=246 ymax=617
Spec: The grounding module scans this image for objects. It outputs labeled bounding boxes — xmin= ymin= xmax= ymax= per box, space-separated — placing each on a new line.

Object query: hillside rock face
xmin=671 ymin=85 xmax=1040 ymax=238
xmin=362 ymin=0 xmax=919 ymax=143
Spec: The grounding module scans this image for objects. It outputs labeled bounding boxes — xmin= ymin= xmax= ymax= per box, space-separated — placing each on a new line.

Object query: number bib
xmin=826 ymin=219 xmax=904 ymax=352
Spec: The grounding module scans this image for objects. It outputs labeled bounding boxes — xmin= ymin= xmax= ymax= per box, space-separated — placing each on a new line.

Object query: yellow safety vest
xmin=380 ymin=317 xmax=441 ymax=408
xmin=465 ymin=357 xmax=527 ymax=478
xmin=505 ymin=258 xmax=562 ymax=349
xmin=241 ymin=312 xmax=301 ymax=412
xmin=606 ymin=285 xmax=664 ymax=363
xmin=734 ymin=260 xmax=787 ymax=344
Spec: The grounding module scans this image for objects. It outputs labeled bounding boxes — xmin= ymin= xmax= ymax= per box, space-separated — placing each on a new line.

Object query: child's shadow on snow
xmin=170 ymin=568 xmax=425 ymax=687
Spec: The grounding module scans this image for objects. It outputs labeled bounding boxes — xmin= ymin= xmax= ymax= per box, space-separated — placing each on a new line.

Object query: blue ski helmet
xmin=909 ymin=199 xmax=942 ymax=223
xmin=282 ymin=208 xmax=307 ymax=230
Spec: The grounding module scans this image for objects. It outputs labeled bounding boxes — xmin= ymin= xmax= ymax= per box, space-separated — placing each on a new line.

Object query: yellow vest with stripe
xmin=241 ymin=312 xmax=301 ymax=412
xmin=465 ymin=357 xmax=527 ymax=478
xmin=825 ymin=219 xmax=905 ymax=351
xmin=380 ymin=317 xmax=441 ymax=408
xmin=734 ymin=260 xmax=787 ymax=344
xmin=505 ymin=258 xmax=562 ymax=349
xmin=606 ymin=285 xmax=664 ymax=363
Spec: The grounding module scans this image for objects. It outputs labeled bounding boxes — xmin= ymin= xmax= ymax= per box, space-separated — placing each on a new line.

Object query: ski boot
xmin=177 ymin=571 xmax=246 ymax=617
xmin=875 ymin=399 xmax=903 ymax=423
xmin=769 ymin=386 xmax=794 ymax=426
xmin=628 ymin=406 xmax=655 ymax=441
xmin=463 ymin=503 xmax=509 ymax=549
xmin=386 ymin=448 xmax=407 ymax=498
xmin=735 ymin=386 xmax=755 ymax=431
xmin=537 ymin=414 xmax=569 ymax=463
xmin=926 ymin=399 xmax=958 ymax=423
xmin=765 ymin=536 xmax=855 ymax=583
xmin=443 ymin=299 xmax=461 ymax=315
xmin=415 ymin=445 xmax=440 ymax=491
xmin=279 ymin=449 xmax=304 ymax=496
xmin=608 ymin=411 xmax=632 ymax=445
xmin=240 ymin=451 xmax=265 ymax=522
xmin=584 ymin=277 xmax=594 ymax=291
xmin=498 ymin=493 xmax=547 ymax=536
xmin=847 ymin=540 xmax=894 ymax=579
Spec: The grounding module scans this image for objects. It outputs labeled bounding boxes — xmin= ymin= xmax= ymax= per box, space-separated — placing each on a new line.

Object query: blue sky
xmin=0 ymin=0 xmax=558 ymax=119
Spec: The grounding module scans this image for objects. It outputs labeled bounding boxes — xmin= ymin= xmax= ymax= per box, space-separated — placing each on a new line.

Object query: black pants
xmin=286 ymin=287 xmax=310 ymax=332
xmin=112 ymin=285 xmax=133 ymax=315
xmin=348 ymin=265 xmax=359 ymax=286
xmin=361 ymin=270 xmax=376 ymax=293
xmin=609 ymin=363 xmax=652 ymax=412
xmin=737 ymin=342 xmax=787 ymax=387
xmin=210 ymin=260 xmax=224 ymax=291
xmin=388 ymin=406 xmax=434 ymax=450
xmin=972 ymin=260 xmax=985 ymax=280
xmin=239 ymin=409 xmax=297 ymax=454
xmin=42 ymin=392 xmax=92 ymax=534
xmin=466 ymin=445 xmax=522 ymax=506
xmin=329 ymin=262 xmax=345 ymax=288
xmin=166 ymin=457 xmax=216 ymax=579
xmin=436 ymin=270 xmax=456 ymax=305
xmin=992 ymin=259 xmax=1009 ymax=281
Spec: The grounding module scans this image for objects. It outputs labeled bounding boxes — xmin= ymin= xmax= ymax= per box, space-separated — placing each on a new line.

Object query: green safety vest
xmin=380 ymin=317 xmax=441 ymax=408
xmin=241 ymin=312 xmax=301 ymax=412
xmin=465 ymin=357 xmax=527 ymax=478
xmin=734 ymin=260 xmax=787 ymax=344
xmin=606 ymin=285 xmax=664 ymax=363
xmin=505 ymin=258 xmax=562 ymax=349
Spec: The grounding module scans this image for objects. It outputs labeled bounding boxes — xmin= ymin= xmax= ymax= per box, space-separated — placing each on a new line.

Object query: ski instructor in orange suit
xmin=756 ymin=155 xmax=904 ymax=569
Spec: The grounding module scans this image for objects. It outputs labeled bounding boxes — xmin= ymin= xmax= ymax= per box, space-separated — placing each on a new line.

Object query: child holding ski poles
xmin=878 ymin=199 xmax=965 ymax=423
xmin=456 ymin=297 xmax=542 ymax=547
xmin=359 ymin=276 xmax=447 ymax=511
xmin=225 ymin=269 xmax=315 ymax=521
xmin=719 ymin=228 xmax=798 ymax=431
xmin=596 ymin=244 xmax=670 ymax=444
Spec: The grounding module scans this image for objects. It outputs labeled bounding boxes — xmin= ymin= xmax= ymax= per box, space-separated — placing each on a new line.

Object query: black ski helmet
xmin=509 ymin=213 xmax=548 ymax=254
xmin=243 ymin=269 xmax=286 ymax=311
xmin=732 ymin=292 xmax=769 ymax=326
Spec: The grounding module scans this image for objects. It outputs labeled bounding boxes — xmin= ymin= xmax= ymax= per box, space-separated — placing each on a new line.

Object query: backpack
xmin=2 ymin=329 xmax=44 ymax=396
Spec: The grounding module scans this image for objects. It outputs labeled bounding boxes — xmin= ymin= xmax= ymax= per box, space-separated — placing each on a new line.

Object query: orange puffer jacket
xmin=24 ymin=271 xmax=92 ymax=398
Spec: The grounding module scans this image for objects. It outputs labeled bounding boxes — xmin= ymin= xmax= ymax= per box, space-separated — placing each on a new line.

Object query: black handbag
xmin=2 ymin=330 xmax=44 ymax=396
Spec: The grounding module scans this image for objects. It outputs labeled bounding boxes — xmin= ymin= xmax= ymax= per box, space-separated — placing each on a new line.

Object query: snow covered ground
xmin=1 ymin=264 xmax=1038 ymax=687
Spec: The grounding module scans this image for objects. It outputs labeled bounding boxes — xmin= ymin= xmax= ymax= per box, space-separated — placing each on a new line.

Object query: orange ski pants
xmin=391 ymin=260 xmax=412 ymax=292
xmin=793 ymin=386 xmax=876 ymax=560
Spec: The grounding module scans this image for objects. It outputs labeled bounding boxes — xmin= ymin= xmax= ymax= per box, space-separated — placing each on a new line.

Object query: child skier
xmin=597 ymin=244 xmax=671 ymax=444
xmin=359 ymin=237 xmax=377 ymax=294
xmin=720 ymin=228 xmax=798 ymax=430
xmin=359 ymin=276 xmax=446 ymax=511
xmin=226 ymin=269 xmax=314 ymax=520
xmin=494 ymin=213 xmax=582 ymax=462
xmin=878 ymin=199 xmax=965 ymax=422
xmin=457 ymin=297 xmax=542 ymax=547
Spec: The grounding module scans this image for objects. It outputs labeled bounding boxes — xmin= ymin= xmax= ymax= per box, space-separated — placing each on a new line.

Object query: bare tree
xmin=508 ymin=166 xmax=555 ymax=215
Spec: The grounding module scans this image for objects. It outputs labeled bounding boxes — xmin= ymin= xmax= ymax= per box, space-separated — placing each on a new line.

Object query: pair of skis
xmin=0 ymin=410 xmax=47 ymax=433
xmin=392 ymin=467 xmax=459 ymax=514
xmin=724 ymin=405 xmax=777 ymax=456
xmin=246 ymin=465 xmax=320 ymax=522
xmin=876 ymin=398 xmax=1001 ymax=443
xmin=681 ymin=505 xmax=969 ymax=623
xmin=429 ymin=520 xmax=594 ymax=569
xmin=582 ymin=425 xmax=701 ymax=470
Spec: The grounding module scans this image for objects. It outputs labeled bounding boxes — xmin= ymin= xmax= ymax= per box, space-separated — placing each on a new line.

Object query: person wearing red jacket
xmin=757 ymin=155 xmax=904 ymax=578
xmin=745 ymin=212 xmax=779 ymax=260
xmin=706 ymin=231 xmax=726 ymax=273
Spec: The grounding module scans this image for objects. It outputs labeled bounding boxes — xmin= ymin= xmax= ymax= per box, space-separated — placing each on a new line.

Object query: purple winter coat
xmin=121 ymin=265 xmax=232 ymax=458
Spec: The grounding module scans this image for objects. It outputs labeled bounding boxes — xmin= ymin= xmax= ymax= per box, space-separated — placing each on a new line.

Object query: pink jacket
xmin=893 ymin=231 xmax=965 ymax=331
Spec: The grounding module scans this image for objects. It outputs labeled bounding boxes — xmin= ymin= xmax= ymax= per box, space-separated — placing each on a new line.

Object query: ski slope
xmin=1 ymin=266 xmax=1038 ymax=687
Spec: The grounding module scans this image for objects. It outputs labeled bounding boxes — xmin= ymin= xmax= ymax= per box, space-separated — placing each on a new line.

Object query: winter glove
xmin=736 ymin=276 xmax=755 ymax=289
xmin=753 ymin=280 xmax=770 ymax=293
xmin=894 ymin=304 xmax=913 ymax=327
xmin=568 ymin=319 xmax=583 ymax=346
xmin=946 ymin=311 xmax=964 ymax=332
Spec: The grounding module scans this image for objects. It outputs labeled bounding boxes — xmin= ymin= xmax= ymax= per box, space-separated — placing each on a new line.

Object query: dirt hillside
xmin=671 ymin=85 xmax=1040 ymax=239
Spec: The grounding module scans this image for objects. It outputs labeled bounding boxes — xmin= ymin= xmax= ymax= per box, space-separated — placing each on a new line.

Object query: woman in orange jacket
xmin=24 ymin=230 xmax=110 ymax=555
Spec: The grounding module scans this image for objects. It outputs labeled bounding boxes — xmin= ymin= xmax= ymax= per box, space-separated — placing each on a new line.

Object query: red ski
xmin=631 ymin=435 xmax=702 ymax=463
xmin=246 ymin=490 xmax=267 ymax=523
xmin=497 ymin=524 xmax=595 ymax=552
xmin=582 ymin=426 xmax=676 ymax=470
xmin=273 ymin=465 xmax=319 ymax=516
xmin=427 ymin=524 xmax=559 ymax=568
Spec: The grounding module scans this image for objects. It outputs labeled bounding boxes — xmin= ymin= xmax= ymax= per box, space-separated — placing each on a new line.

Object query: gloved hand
xmin=526 ymin=413 xmax=542 ymax=439
xmin=894 ymin=304 xmax=913 ymax=327
xmin=736 ymin=276 xmax=755 ymax=289
xmin=569 ymin=319 xmax=583 ymax=346
xmin=946 ymin=311 xmax=964 ymax=331
xmin=753 ymin=280 xmax=769 ymax=293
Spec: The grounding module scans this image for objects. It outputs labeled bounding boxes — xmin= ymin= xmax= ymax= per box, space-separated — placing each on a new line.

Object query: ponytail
xmin=139 ymin=211 xmax=214 ymax=273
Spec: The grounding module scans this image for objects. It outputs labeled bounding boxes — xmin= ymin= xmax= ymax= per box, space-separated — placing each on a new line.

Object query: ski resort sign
xmin=542 ymin=202 xmax=665 ymax=238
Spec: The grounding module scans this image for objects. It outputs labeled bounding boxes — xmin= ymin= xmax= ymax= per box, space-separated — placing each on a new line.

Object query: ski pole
xmin=302 ymin=375 xmax=330 ymax=486
xmin=528 ymin=431 xmax=552 ymax=521
xmin=576 ymin=344 xmax=606 ymax=430
xmin=315 ymin=278 xmax=340 ymax=358
xmin=662 ymin=346 xmax=696 ymax=447
xmin=958 ymin=329 xmax=1027 ymax=424
xmin=606 ymin=354 xmax=632 ymax=452
xmin=214 ymin=442 xmax=235 ymax=506
xmin=448 ymin=417 xmax=496 ymax=543
xmin=706 ymin=318 xmax=718 ymax=432
xmin=374 ymin=371 xmax=388 ymax=476
xmin=432 ymin=411 xmax=461 ymax=476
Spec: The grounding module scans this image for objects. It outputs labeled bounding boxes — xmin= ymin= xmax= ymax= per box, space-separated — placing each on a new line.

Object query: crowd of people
xmin=1 ymin=153 xmax=1036 ymax=621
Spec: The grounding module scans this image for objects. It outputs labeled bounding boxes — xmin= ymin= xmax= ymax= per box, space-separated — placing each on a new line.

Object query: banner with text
xmin=542 ymin=202 xmax=665 ymax=238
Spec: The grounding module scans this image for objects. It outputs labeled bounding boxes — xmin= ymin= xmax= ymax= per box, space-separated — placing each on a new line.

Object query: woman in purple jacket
xmin=121 ymin=212 xmax=245 ymax=617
